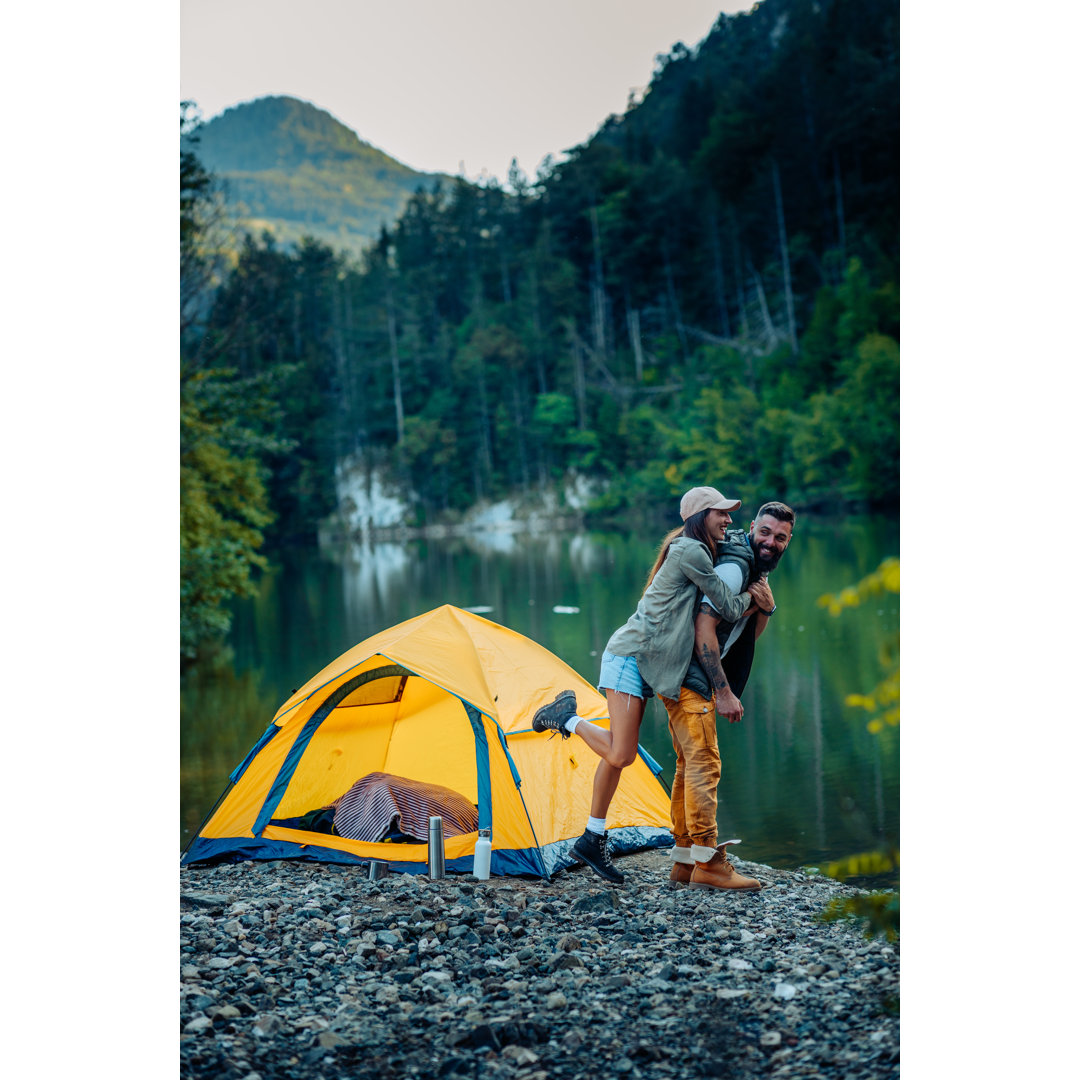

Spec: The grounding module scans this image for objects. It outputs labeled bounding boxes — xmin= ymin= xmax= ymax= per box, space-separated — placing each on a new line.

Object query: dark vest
xmin=682 ymin=530 xmax=758 ymax=700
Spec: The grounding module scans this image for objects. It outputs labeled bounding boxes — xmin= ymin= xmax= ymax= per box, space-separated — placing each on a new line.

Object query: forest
xmin=181 ymin=0 xmax=899 ymax=659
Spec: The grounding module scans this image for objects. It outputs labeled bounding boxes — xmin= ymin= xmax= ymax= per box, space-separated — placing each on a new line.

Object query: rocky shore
xmin=180 ymin=850 xmax=899 ymax=1080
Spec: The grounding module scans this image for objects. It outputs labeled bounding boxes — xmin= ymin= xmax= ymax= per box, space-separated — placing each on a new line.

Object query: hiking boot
xmin=667 ymin=845 xmax=694 ymax=889
xmin=571 ymin=829 xmax=625 ymax=884
xmin=668 ymin=862 xmax=693 ymax=888
xmin=532 ymin=690 xmax=577 ymax=739
xmin=689 ymin=845 xmax=762 ymax=891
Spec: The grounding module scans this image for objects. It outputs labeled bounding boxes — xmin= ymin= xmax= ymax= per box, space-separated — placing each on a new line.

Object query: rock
xmin=181 ymin=893 xmax=231 ymax=911
xmin=252 ymin=1014 xmax=284 ymax=1038
xmin=180 ymin=848 xmax=899 ymax=1080
xmin=552 ymin=953 xmax=585 ymax=971
xmin=316 ymin=1031 xmax=351 ymax=1048
xmin=571 ymin=891 xmax=618 ymax=914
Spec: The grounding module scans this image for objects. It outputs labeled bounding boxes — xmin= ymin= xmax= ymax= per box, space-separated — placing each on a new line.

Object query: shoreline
xmin=180 ymin=849 xmax=899 ymax=1079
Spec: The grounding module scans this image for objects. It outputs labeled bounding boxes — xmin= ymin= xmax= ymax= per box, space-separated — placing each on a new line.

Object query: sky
xmin=181 ymin=0 xmax=755 ymax=182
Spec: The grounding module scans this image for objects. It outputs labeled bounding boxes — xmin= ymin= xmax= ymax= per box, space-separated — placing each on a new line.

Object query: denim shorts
xmin=598 ymin=651 xmax=646 ymax=699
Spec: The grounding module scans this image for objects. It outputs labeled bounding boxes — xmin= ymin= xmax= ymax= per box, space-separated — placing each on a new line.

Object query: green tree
xmin=816 ymin=557 xmax=900 ymax=939
xmin=180 ymin=105 xmax=280 ymax=661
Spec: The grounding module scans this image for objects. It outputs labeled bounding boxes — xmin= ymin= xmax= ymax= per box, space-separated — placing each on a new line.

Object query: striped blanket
xmin=329 ymin=772 xmax=478 ymax=843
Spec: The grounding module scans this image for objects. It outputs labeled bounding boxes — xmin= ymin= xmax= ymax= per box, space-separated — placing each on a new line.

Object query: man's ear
xmin=749 ymin=519 xmax=755 ymax=534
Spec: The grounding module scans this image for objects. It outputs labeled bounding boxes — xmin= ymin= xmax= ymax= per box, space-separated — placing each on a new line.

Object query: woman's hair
xmin=643 ymin=509 xmax=717 ymax=594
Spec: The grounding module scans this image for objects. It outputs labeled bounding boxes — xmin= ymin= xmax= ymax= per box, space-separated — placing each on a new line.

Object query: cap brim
xmin=713 ymin=499 xmax=741 ymax=511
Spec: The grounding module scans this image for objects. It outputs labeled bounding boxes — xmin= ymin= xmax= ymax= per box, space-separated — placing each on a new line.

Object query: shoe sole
xmin=570 ymin=849 xmax=624 ymax=885
xmin=687 ymin=881 xmax=763 ymax=891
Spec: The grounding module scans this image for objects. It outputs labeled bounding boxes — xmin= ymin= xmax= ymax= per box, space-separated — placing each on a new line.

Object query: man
xmin=661 ymin=501 xmax=796 ymax=892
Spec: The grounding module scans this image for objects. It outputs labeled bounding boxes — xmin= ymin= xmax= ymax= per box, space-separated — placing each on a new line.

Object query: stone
xmin=181 ymin=893 xmax=231 ymax=911
xmin=571 ymin=891 xmax=618 ymax=914
xmin=181 ymin=848 xmax=899 ymax=1080
xmin=252 ymin=1014 xmax=284 ymax=1038
xmin=551 ymin=953 xmax=585 ymax=971
xmin=316 ymin=1031 xmax=351 ymax=1048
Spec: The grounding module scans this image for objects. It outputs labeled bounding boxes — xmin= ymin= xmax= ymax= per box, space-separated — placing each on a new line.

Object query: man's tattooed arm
xmin=695 ymin=601 xmax=729 ymax=692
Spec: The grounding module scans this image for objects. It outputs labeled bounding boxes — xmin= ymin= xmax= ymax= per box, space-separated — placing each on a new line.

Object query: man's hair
xmin=754 ymin=501 xmax=796 ymax=528
xmin=643 ymin=509 xmax=717 ymax=594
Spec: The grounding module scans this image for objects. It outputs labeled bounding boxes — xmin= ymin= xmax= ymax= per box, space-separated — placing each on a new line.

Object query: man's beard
xmin=752 ymin=539 xmax=784 ymax=574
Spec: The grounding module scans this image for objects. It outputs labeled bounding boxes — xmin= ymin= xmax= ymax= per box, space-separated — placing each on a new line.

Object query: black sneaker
xmin=570 ymin=829 xmax=625 ymax=885
xmin=531 ymin=689 xmax=577 ymax=738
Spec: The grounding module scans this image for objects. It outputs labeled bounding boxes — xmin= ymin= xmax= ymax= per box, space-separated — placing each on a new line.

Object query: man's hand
xmin=714 ymin=688 xmax=744 ymax=723
xmin=748 ymin=579 xmax=774 ymax=611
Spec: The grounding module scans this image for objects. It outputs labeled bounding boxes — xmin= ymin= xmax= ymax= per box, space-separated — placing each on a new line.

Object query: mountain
xmin=188 ymin=96 xmax=443 ymax=260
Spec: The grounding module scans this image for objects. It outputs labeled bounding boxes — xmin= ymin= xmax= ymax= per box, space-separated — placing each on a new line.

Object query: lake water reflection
xmin=181 ymin=515 xmax=899 ymax=884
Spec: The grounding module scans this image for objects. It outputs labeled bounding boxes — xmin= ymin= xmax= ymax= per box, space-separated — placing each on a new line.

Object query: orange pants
xmin=661 ymin=686 xmax=720 ymax=848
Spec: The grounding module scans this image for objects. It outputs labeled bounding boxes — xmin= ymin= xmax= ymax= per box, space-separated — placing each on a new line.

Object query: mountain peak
xmin=186 ymin=95 xmax=439 ymax=259
xmin=195 ymin=95 xmax=408 ymax=175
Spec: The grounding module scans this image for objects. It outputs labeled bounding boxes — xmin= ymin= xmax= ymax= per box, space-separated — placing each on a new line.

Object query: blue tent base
xmin=181 ymin=826 xmax=673 ymax=877
xmin=538 ymin=826 xmax=673 ymax=876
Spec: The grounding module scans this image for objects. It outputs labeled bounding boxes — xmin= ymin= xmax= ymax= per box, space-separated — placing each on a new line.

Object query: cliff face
xmin=319 ymin=455 xmax=600 ymax=544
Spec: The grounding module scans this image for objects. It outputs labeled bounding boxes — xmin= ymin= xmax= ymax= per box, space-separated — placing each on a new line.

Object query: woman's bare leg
xmin=573 ymin=690 xmax=645 ymax=766
xmin=586 ymin=690 xmax=646 ymax=817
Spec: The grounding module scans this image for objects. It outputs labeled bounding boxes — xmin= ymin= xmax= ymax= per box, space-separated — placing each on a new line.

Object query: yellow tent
xmin=182 ymin=605 xmax=673 ymax=877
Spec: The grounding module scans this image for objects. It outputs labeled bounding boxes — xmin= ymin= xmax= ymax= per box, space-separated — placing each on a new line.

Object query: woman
xmin=532 ymin=486 xmax=770 ymax=883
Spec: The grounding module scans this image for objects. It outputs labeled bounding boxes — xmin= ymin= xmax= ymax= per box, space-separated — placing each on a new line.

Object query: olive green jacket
xmin=604 ymin=536 xmax=752 ymax=699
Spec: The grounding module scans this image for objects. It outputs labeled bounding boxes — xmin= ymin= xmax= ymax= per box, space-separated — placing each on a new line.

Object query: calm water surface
xmin=181 ymin=515 xmax=899 ymax=884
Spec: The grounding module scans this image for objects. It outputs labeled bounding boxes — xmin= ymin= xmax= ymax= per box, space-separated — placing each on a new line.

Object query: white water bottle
xmin=473 ymin=828 xmax=492 ymax=880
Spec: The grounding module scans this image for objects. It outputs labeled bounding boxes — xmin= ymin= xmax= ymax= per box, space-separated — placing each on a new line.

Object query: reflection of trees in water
xmin=180 ymin=662 xmax=281 ymax=846
xmin=337 ymin=542 xmax=409 ymax=637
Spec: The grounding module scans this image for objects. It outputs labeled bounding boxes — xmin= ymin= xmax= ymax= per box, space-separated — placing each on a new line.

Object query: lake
xmin=180 ymin=514 xmax=899 ymax=885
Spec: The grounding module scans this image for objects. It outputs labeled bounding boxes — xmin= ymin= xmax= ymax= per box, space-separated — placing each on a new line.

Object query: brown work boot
xmin=689 ymin=845 xmax=762 ymax=891
xmin=668 ymin=861 xmax=693 ymax=888
xmin=667 ymin=844 xmax=694 ymax=888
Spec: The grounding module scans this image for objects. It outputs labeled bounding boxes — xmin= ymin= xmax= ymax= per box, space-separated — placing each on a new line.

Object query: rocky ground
xmin=180 ymin=850 xmax=899 ymax=1080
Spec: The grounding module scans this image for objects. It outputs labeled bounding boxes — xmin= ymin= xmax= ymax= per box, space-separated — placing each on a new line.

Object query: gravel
xmin=180 ymin=850 xmax=899 ymax=1079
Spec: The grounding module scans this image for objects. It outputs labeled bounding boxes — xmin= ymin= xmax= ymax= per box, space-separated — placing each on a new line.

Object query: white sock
xmin=586 ymin=816 xmax=606 ymax=835
xmin=565 ymin=715 xmax=582 ymax=734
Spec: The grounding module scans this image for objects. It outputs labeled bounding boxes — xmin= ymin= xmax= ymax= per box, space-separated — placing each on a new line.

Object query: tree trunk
xmin=662 ymin=240 xmax=689 ymax=362
xmin=572 ymin=332 xmax=587 ymax=431
xmin=833 ymin=151 xmax=847 ymax=259
xmin=729 ymin=207 xmax=750 ymax=341
xmin=771 ymin=158 xmax=798 ymax=356
xmin=627 ymin=307 xmax=645 ymax=382
xmin=528 ymin=260 xmax=548 ymax=395
xmin=589 ymin=206 xmax=609 ymax=361
xmin=385 ymin=289 xmax=405 ymax=448
xmin=708 ymin=199 xmax=732 ymax=340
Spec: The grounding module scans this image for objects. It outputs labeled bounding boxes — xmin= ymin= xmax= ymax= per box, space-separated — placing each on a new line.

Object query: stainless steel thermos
xmin=428 ymin=815 xmax=445 ymax=879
